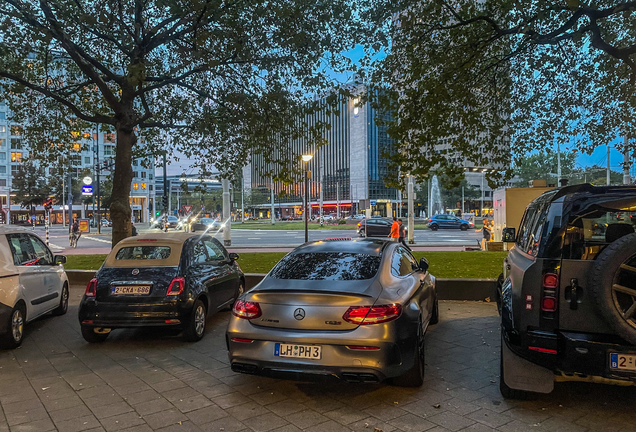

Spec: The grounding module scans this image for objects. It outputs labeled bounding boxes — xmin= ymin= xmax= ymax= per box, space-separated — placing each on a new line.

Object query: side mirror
xmin=228 ymin=252 xmax=239 ymax=261
xmin=502 ymin=227 xmax=516 ymax=242
xmin=419 ymin=257 xmax=429 ymax=273
xmin=54 ymin=255 xmax=67 ymax=265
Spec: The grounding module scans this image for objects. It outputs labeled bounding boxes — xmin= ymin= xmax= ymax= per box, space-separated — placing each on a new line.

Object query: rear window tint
xmin=115 ymin=246 xmax=171 ymax=260
xmin=270 ymin=252 xmax=381 ymax=280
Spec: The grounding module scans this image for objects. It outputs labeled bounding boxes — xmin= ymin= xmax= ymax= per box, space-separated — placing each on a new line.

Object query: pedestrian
xmin=476 ymin=219 xmax=492 ymax=250
xmin=398 ymin=219 xmax=410 ymax=250
xmin=388 ymin=217 xmax=400 ymax=242
xmin=70 ymin=217 xmax=81 ymax=247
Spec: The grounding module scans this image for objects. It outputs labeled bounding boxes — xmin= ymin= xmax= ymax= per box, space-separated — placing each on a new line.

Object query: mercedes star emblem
xmin=132 ymin=269 xmax=139 ymax=275
xmin=294 ymin=308 xmax=306 ymax=320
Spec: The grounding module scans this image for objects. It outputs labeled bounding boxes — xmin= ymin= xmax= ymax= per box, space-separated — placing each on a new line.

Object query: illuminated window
xmin=83 ymin=132 xmax=90 ymax=139
xmin=141 ymin=183 xmax=146 ymax=189
xmin=0 ymin=126 xmax=5 ymax=133
xmin=133 ymin=183 xmax=139 ymax=190
xmin=10 ymin=125 xmax=22 ymax=136
xmin=104 ymin=133 xmax=115 ymax=143
xmin=72 ymin=143 xmax=81 ymax=152
xmin=11 ymin=152 xmax=22 ymax=162
xmin=71 ymin=131 xmax=80 ymax=138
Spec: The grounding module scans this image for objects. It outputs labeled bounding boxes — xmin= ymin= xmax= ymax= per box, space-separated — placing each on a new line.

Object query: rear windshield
xmin=115 ymin=246 xmax=171 ymax=260
xmin=270 ymin=252 xmax=381 ymax=280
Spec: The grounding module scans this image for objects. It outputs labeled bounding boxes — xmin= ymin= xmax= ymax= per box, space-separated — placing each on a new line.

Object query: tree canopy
xmin=0 ymin=0 xmax=364 ymax=244
xmin=366 ymin=0 xmax=636 ymax=187
xmin=11 ymin=161 xmax=50 ymax=209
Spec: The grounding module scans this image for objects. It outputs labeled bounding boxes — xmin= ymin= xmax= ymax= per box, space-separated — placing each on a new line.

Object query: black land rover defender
xmin=498 ymin=184 xmax=636 ymax=398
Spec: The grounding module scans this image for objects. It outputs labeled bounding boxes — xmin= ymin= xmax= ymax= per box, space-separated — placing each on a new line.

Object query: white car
xmin=0 ymin=228 xmax=69 ymax=348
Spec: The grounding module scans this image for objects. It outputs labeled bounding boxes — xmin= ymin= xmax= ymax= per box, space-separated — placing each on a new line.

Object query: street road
xmin=25 ymin=225 xmax=483 ymax=252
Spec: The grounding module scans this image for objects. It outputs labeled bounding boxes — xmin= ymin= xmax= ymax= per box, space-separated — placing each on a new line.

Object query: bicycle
xmin=69 ymin=231 xmax=81 ymax=248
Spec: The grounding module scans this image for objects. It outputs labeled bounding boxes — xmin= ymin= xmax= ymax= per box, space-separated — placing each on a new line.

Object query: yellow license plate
xmin=112 ymin=285 xmax=151 ymax=295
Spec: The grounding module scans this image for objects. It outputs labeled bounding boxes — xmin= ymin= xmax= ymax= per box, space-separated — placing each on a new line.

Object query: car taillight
xmin=541 ymin=296 xmax=557 ymax=312
xmin=166 ymin=277 xmax=185 ymax=296
xmin=343 ymin=304 xmax=402 ymax=325
xmin=428 ymin=219 xmax=432 ymax=223
xmin=232 ymin=300 xmax=262 ymax=319
xmin=542 ymin=273 xmax=559 ymax=289
xmin=85 ymin=278 xmax=97 ymax=297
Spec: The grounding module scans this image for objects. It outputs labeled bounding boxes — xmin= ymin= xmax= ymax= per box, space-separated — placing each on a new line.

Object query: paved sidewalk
xmin=2 ymin=290 xmax=635 ymax=432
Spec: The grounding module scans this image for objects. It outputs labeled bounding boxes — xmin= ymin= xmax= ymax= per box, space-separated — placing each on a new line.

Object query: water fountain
xmin=430 ymin=175 xmax=444 ymax=215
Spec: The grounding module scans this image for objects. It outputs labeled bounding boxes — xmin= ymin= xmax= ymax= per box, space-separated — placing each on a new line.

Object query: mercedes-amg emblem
xmin=294 ymin=308 xmax=306 ymax=320
xmin=132 ymin=269 xmax=139 ymax=275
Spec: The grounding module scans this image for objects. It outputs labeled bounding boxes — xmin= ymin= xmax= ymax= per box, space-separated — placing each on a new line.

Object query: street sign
xmin=82 ymin=185 xmax=93 ymax=195
xmin=83 ymin=176 xmax=92 ymax=185
xmin=182 ymin=204 xmax=193 ymax=213
xmin=370 ymin=200 xmax=377 ymax=206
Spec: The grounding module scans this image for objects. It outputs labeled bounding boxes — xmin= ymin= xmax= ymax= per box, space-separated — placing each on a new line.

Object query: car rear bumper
xmin=78 ymin=298 xmax=192 ymax=328
xmin=505 ymin=329 xmax=636 ymax=384
xmin=0 ymin=302 xmax=13 ymax=334
xmin=226 ymin=319 xmax=418 ymax=381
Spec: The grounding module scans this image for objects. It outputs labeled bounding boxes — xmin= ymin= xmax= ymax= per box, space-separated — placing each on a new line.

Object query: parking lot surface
xmin=1 ymin=288 xmax=635 ymax=432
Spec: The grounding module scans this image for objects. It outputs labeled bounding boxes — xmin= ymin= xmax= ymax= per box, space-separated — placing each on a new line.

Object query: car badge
xmin=293 ymin=308 xmax=306 ymax=320
xmin=132 ymin=269 xmax=139 ymax=276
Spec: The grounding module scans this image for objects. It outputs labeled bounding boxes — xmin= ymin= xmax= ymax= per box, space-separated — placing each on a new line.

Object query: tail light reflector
xmin=166 ymin=277 xmax=185 ymax=296
xmin=529 ymin=346 xmax=557 ymax=354
xmin=231 ymin=338 xmax=255 ymax=343
xmin=541 ymin=296 xmax=557 ymax=312
xmin=543 ymin=273 xmax=559 ymax=289
xmin=346 ymin=346 xmax=380 ymax=350
xmin=343 ymin=304 xmax=402 ymax=325
xmin=232 ymin=300 xmax=262 ymax=319
xmin=85 ymin=278 xmax=97 ymax=297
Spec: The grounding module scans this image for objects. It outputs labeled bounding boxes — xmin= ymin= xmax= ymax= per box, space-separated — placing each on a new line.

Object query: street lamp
xmin=302 ymin=154 xmax=313 ymax=242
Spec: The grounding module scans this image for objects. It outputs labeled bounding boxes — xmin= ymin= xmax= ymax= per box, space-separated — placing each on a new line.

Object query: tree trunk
xmin=110 ymin=124 xmax=135 ymax=246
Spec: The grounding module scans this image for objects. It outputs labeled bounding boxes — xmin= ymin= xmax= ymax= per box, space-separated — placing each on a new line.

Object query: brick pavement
xmin=1 ymin=288 xmax=635 ymax=432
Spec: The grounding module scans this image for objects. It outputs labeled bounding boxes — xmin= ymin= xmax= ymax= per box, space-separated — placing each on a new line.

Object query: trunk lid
xmin=95 ymin=267 xmax=180 ymax=303
xmin=246 ymin=277 xmax=383 ymax=331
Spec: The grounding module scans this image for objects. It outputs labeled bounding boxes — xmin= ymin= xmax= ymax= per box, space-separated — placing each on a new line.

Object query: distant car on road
xmin=427 ymin=214 xmax=472 ymax=231
xmin=357 ymin=217 xmax=393 ymax=237
xmin=78 ymin=233 xmax=245 ymax=343
xmin=227 ymin=238 xmax=438 ymax=386
xmin=165 ymin=216 xmax=179 ymax=229
xmin=0 ymin=228 xmax=68 ymax=348
xmin=191 ymin=218 xmax=224 ymax=233
xmin=499 ymin=184 xmax=636 ymax=399
xmin=101 ymin=219 xmax=112 ymax=227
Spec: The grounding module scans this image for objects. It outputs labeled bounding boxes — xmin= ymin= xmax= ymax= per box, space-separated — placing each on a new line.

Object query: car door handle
xmin=565 ymin=278 xmax=582 ymax=310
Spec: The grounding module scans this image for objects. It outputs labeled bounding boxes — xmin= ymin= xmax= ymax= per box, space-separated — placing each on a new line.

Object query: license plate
xmin=274 ymin=343 xmax=321 ymax=359
xmin=112 ymin=285 xmax=151 ymax=295
xmin=610 ymin=353 xmax=636 ymax=372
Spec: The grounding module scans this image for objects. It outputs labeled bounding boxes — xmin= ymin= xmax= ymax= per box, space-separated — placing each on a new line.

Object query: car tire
xmin=52 ymin=284 xmax=69 ymax=316
xmin=495 ymin=274 xmax=504 ymax=316
xmin=499 ymin=345 xmax=534 ymax=400
xmin=392 ymin=318 xmax=425 ymax=387
xmin=183 ymin=300 xmax=207 ymax=342
xmin=430 ymin=224 xmax=439 ymax=231
xmin=460 ymin=224 xmax=468 ymax=231
xmin=81 ymin=325 xmax=109 ymax=343
xmin=430 ymin=298 xmax=439 ymax=325
xmin=588 ymin=233 xmax=636 ymax=345
xmin=1 ymin=303 xmax=26 ymax=349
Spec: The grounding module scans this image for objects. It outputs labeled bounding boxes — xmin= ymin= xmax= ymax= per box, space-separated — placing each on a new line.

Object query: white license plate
xmin=112 ymin=285 xmax=151 ymax=295
xmin=610 ymin=353 xmax=636 ymax=371
xmin=274 ymin=343 xmax=321 ymax=359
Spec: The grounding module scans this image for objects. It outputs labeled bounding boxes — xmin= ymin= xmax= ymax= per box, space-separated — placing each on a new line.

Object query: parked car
xmin=498 ymin=184 xmax=636 ymax=398
xmin=101 ymin=219 xmax=112 ymax=227
xmin=356 ymin=217 xmax=393 ymax=237
xmin=191 ymin=218 xmax=224 ymax=233
xmin=78 ymin=233 xmax=245 ymax=343
xmin=227 ymin=238 xmax=438 ymax=386
xmin=427 ymin=214 xmax=472 ymax=231
xmin=0 ymin=228 xmax=68 ymax=348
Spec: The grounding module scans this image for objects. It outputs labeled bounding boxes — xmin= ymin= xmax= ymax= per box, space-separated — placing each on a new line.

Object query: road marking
xmin=84 ymin=237 xmax=112 ymax=244
xmin=48 ymin=243 xmax=64 ymax=250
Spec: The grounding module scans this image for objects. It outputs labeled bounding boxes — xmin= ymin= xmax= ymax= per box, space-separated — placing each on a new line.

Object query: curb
xmin=66 ymin=271 xmax=496 ymax=301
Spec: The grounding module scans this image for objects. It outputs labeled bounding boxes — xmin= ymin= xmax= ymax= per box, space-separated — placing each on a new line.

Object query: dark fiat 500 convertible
xmin=79 ymin=233 xmax=244 ymax=343
xmin=227 ymin=238 xmax=438 ymax=386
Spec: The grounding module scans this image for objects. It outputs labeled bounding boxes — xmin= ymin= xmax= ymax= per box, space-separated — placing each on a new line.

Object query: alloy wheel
xmin=194 ymin=305 xmax=205 ymax=336
xmin=11 ymin=309 xmax=23 ymax=343
xmin=612 ymin=253 xmax=636 ymax=330
xmin=62 ymin=286 xmax=69 ymax=312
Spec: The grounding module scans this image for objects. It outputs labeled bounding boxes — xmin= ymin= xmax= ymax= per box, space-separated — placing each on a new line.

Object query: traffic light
xmin=156 ymin=211 xmax=161 ymax=216
xmin=43 ymin=197 xmax=53 ymax=210
xmin=162 ymin=195 xmax=168 ymax=210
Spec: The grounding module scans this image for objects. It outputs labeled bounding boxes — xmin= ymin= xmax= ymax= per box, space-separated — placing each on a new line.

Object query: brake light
xmin=231 ymin=338 xmax=254 ymax=343
xmin=232 ymin=300 xmax=262 ymax=319
xmin=528 ymin=346 xmax=557 ymax=354
xmin=166 ymin=277 xmax=185 ymax=295
xmin=428 ymin=219 xmax=432 ymax=223
xmin=541 ymin=296 xmax=557 ymax=312
xmin=85 ymin=278 xmax=97 ymax=297
xmin=543 ymin=273 xmax=559 ymax=289
xmin=343 ymin=304 xmax=402 ymax=325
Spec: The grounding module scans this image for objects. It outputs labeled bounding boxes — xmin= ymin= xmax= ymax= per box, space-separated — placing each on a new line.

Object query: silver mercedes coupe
xmin=226 ymin=238 xmax=438 ymax=386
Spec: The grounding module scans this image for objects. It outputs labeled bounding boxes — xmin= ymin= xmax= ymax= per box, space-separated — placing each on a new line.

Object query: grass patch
xmin=64 ymin=254 xmax=108 ymax=270
xmin=64 ymin=251 xmax=507 ymax=279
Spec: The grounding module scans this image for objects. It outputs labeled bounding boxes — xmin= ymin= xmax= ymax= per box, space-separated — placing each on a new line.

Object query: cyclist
xmin=70 ymin=217 xmax=81 ymax=247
